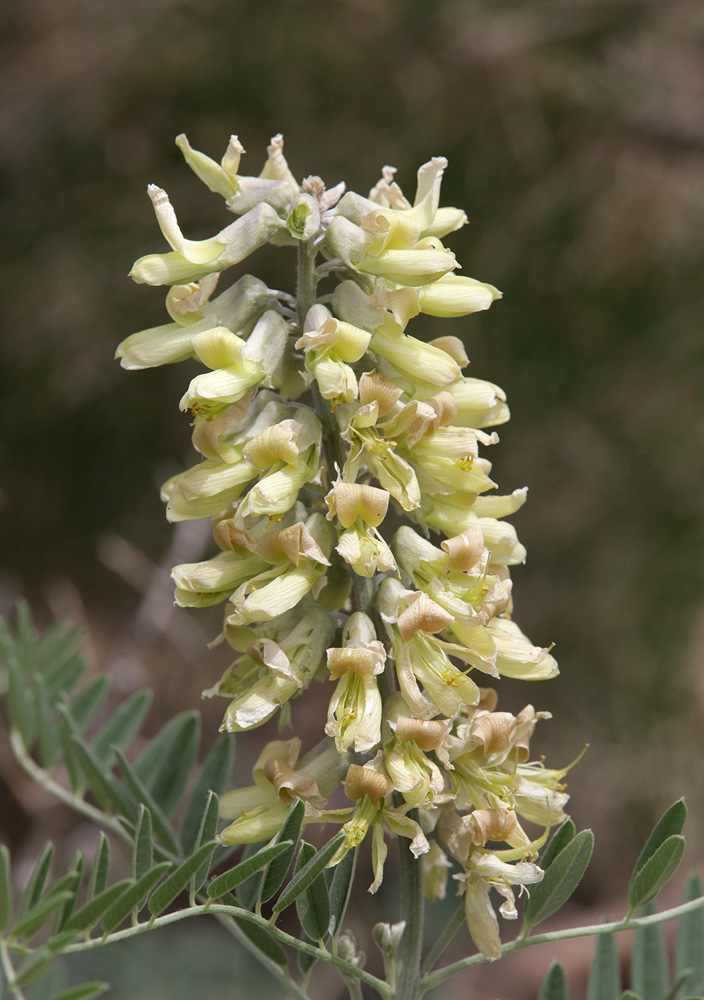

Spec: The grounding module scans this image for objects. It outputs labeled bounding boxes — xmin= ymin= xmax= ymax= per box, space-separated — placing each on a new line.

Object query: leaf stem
xmin=9 ymin=730 xmax=130 ymax=845
xmin=421 ymin=894 xmax=704 ymax=993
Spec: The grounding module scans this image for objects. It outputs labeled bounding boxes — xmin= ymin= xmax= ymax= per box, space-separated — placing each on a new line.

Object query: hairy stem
xmin=394 ymin=814 xmax=425 ymax=1000
xmin=421 ymin=893 xmax=704 ymax=993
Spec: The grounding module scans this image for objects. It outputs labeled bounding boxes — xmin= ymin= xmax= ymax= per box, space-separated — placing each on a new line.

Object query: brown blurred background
xmin=2 ymin=0 xmax=704 ymax=997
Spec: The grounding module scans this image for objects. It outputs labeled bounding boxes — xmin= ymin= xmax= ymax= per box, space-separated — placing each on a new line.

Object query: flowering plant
xmin=1 ymin=134 xmax=702 ymax=1000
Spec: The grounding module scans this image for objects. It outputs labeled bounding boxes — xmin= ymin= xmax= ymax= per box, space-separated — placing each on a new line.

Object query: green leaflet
xmin=101 ymin=863 xmax=172 ymax=934
xmin=57 ymin=710 xmax=84 ymax=793
xmin=0 ymin=844 xmax=11 ymax=932
xmin=133 ymin=712 xmax=200 ymax=801
xmin=191 ymin=791 xmax=220 ymax=895
xmin=628 ymin=836 xmax=685 ymax=914
xmin=69 ymin=676 xmax=110 ymax=732
xmin=13 ymin=949 xmax=54 ymax=987
xmin=259 ymin=798 xmax=305 ymax=904
xmin=675 ymin=873 xmax=704 ymax=995
xmin=631 ymin=903 xmax=669 ymax=1000
xmin=329 ymin=845 xmax=356 ymax=939
xmin=148 ymin=840 xmax=218 ymax=918
xmin=293 ymin=841 xmax=331 ymax=943
xmin=207 ymin=842 xmax=292 ymax=900
xmin=91 ymin=690 xmax=152 ymax=763
xmin=34 ymin=675 xmax=61 ymax=768
xmin=87 ymin=833 xmax=110 ymax=901
xmin=113 ymin=747 xmax=181 ymax=855
xmin=180 ymin=736 xmax=233 ymax=854
xmin=523 ymin=829 xmax=594 ymax=930
xmin=273 ymin=831 xmax=345 ymax=916
xmin=539 ymin=961 xmax=569 ymax=1000
xmin=6 ymin=642 xmax=36 ymax=747
xmin=50 ymin=983 xmax=109 ymax=1000
xmin=133 ymin=805 xmax=154 ymax=882
xmin=540 ymin=820 xmax=576 ymax=870
xmin=55 ymin=852 xmax=85 ymax=932
xmin=629 ymin=801 xmax=687 ymax=895
xmin=65 ymin=880 xmax=134 ymax=933
xmin=17 ymin=842 xmax=54 ymax=917
xmin=587 ymin=932 xmax=621 ymax=1000
xmin=65 ymin=721 xmax=136 ymax=819
xmin=11 ymin=890 xmax=76 ymax=941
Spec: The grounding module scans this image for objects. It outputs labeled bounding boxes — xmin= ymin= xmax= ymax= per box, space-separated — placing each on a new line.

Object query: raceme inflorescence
xmin=116 ymin=133 xmax=568 ymax=962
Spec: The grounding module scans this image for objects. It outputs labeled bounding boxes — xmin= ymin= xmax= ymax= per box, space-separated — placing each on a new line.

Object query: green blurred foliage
xmin=3 ymin=0 xmax=704 ymax=993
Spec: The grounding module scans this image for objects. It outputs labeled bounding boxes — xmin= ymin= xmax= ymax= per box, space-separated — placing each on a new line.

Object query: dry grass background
xmin=2 ymin=1 xmax=704 ymax=996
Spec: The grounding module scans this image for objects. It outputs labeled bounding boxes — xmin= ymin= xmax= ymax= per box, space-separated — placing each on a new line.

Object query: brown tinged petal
xmin=465 ymin=808 xmax=526 ymax=848
xmin=395 ymin=716 xmax=452 ymax=752
xmin=459 ymin=711 xmax=515 ymax=758
xmin=344 ymin=762 xmax=393 ymax=808
xmin=256 ymin=522 xmax=331 ymax=566
xmin=398 ymin=592 xmax=454 ymax=642
xmin=262 ymin=757 xmax=327 ymax=808
xmin=358 ymin=370 xmax=404 ymax=416
xmin=327 ymin=643 xmax=386 ymax=681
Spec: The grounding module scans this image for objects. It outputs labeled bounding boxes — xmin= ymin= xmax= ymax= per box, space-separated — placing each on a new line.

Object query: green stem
xmin=10 ymin=730 xmax=130 ymax=845
xmin=0 ymin=940 xmax=26 ymax=999
xmin=421 ymin=893 xmax=704 ymax=994
xmin=420 ymin=903 xmax=464 ymax=976
xmin=62 ymin=903 xmax=393 ymax=999
xmin=394 ymin=815 xmax=425 ymax=1000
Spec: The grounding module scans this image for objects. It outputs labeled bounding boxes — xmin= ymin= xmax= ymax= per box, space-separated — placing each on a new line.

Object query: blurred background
xmin=2 ymin=0 xmax=704 ymax=997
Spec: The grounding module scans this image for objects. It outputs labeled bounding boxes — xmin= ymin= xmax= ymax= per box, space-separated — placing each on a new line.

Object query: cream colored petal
xmin=463 ymin=878 xmax=502 ymax=961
